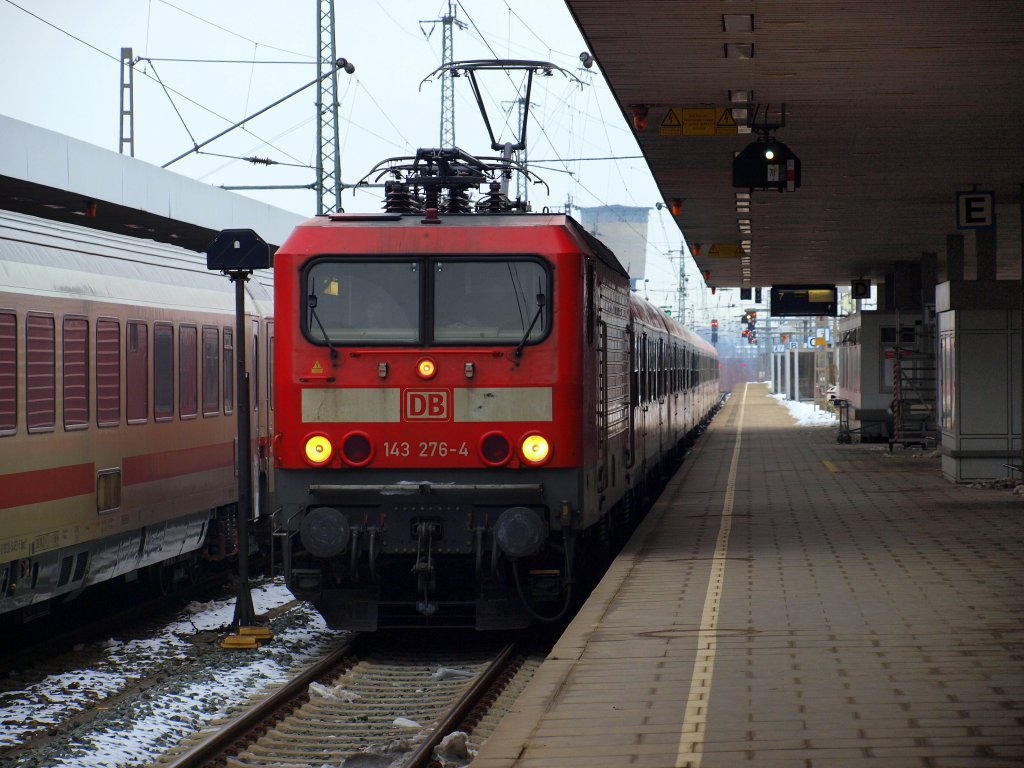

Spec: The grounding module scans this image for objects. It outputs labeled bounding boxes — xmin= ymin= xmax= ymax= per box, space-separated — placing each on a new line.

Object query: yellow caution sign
xmin=311 ymin=360 xmax=324 ymax=375
xmin=659 ymin=108 xmax=683 ymax=136
xmin=681 ymin=108 xmax=717 ymax=136
xmin=714 ymin=108 xmax=738 ymax=135
xmin=686 ymin=108 xmax=739 ymax=136
xmin=708 ymin=243 xmax=746 ymax=259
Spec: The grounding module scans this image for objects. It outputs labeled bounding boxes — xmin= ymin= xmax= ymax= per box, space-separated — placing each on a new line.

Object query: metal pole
xmin=1019 ymin=183 xmax=1023 ymax=472
xmin=231 ymin=271 xmax=257 ymax=627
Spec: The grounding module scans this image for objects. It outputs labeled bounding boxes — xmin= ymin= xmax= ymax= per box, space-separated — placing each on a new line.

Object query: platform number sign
xmin=956 ymin=191 xmax=994 ymax=230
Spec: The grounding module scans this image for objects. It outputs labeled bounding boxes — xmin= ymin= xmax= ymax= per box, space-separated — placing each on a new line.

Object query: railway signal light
xmin=743 ymin=308 xmax=757 ymax=335
xmin=711 ymin=319 xmax=718 ymax=344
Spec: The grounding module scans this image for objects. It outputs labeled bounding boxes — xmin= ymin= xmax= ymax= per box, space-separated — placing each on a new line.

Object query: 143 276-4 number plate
xmin=383 ymin=441 xmax=469 ymax=459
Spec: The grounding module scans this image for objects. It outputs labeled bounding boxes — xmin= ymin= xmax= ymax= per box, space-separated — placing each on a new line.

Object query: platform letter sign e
xmin=404 ymin=390 xmax=449 ymax=420
xmin=956 ymin=191 xmax=994 ymax=230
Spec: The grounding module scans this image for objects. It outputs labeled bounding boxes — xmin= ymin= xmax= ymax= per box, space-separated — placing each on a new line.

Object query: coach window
xmin=646 ymin=337 xmax=655 ymax=401
xmin=202 ymin=326 xmax=219 ymax=416
xmin=126 ymin=321 xmax=148 ymax=424
xmin=267 ymin=328 xmax=274 ymax=411
xmin=62 ymin=316 xmax=89 ymax=430
xmin=639 ymin=335 xmax=648 ymax=403
xmin=629 ymin=328 xmax=639 ymax=408
xmin=0 ymin=312 xmax=15 ymax=435
xmin=223 ymin=327 xmax=234 ymax=415
xmin=26 ymin=313 xmax=55 ymax=433
xmin=585 ymin=261 xmax=595 ymax=346
xmin=658 ymin=339 xmax=666 ymax=399
xmin=0 ymin=311 xmax=15 ymax=436
xmin=306 ymin=260 xmax=419 ymax=344
xmin=179 ymin=325 xmax=198 ymax=419
xmin=433 ymin=259 xmax=549 ymax=345
xmin=252 ymin=321 xmax=259 ymax=416
xmin=154 ymin=323 xmax=174 ymax=421
xmin=96 ymin=319 xmax=120 ymax=427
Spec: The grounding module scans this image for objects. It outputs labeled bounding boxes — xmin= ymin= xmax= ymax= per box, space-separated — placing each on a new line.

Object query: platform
xmin=473 ymin=382 xmax=1024 ymax=767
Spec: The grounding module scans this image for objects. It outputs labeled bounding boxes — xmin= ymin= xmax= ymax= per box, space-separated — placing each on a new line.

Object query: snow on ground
xmin=0 ymin=578 xmax=341 ymax=768
xmin=770 ymin=390 xmax=838 ymax=426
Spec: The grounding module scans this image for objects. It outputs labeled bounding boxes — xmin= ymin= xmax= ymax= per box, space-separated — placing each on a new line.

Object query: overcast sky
xmin=0 ymin=0 xmax=737 ymax=319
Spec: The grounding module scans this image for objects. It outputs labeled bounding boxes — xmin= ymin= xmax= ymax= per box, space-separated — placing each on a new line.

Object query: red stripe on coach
xmin=123 ymin=442 xmax=235 ymax=485
xmin=0 ymin=463 xmax=95 ymax=510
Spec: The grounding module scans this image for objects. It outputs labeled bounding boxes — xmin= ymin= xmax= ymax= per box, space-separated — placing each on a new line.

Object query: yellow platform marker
xmin=221 ymin=625 xmax=273 ymax=649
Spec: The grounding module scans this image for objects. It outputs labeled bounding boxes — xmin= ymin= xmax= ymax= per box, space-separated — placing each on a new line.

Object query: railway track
xmin=0 ymin=581 xmax=344 ymax=768
xmin=1 ymin=576 xmax=545 ymax=768
xmin=157 ymin=636 xmax=541 ymax=768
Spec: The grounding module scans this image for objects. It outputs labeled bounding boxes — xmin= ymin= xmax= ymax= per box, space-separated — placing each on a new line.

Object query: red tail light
xmin=479 ymin=431 xmax=512 ymax=466
xmin=341 ymin=431 xmax=373 ymax=466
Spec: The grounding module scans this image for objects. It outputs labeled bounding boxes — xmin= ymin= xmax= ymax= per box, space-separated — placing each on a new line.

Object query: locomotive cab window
xmin=303 ymin=257 xmax=550 ymax=347
xmin=433 ymin=259 xmax=548 ymax=344
xmin=306 ymin=261 xmax=420 ymax=344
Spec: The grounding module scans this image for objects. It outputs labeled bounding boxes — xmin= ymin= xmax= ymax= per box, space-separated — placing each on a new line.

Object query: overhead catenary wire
xmin=3 ymin=0 xmax=684 ymax=268
xmin=1 ymin=0 xmax=309 ymax=170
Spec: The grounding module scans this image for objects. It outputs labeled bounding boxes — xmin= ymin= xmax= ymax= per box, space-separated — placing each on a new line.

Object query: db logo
xmin=404 ymin=390 xmax=450 ymax=421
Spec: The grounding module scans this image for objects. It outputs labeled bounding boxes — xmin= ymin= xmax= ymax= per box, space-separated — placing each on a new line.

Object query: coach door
xmin=263 ymin=320 xmax=274 ymax=508
xmin=251 ymin=319 xmax=262 ymax=521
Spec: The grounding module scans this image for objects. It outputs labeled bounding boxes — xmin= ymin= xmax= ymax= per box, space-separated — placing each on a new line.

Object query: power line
xmin=531 ymin=155 xmax=643 ymax=162
xmin=2 ymin=0 xmax=312 ymax=169
xmin=154 ymin=0 xmax=308 ymax=58
xmin=141 ymin=57 xmax=312 ymax=64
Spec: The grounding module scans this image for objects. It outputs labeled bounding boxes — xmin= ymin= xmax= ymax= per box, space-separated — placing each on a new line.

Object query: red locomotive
xmin=272 ymin=144 xmax=720 ymax=630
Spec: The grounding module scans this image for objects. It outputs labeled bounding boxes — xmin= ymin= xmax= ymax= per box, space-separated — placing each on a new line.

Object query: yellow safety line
xmin=822 ymin=459 xmax=839 ymax=473
xmin=675 ymin=382 xmax=746 ymax=768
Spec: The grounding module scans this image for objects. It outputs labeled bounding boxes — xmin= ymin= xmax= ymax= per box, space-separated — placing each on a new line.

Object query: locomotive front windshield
xmin=305 ymin=258 xmax=549 ymax=346
xmin=307 ymin=261 xmax=420 ymax=343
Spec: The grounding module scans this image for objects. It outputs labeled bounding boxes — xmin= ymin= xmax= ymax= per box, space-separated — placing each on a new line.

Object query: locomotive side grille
xmin=599 ymin=281 xmax=631 ymax=438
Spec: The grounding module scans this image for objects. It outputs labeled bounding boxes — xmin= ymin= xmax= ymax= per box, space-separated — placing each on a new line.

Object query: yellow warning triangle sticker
xmin=660 ymin=109 xmax=682 ymax=128
xmin=311 ymin=360 xmax=324 ymax=374
xmin=716 ymin=109 xmax=736 ymax=127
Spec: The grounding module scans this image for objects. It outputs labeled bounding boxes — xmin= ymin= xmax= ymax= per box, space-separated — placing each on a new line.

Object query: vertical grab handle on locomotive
xmin=596 ymin=319 xmax=609 ymax=494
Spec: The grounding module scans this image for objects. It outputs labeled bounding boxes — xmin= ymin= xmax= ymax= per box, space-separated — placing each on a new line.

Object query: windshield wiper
xmin=307 ymin=294 xmax=338 ymax=361
xmin=514 ymin=293 xmax=547 ymax=358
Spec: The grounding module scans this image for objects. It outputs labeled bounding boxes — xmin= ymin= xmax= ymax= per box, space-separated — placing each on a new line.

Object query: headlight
xmin=304 ymin=434 xmax=334 ymax=466
xmin=519 ymin=433 xmax=552 ymax=465
xmin=416 ymin=358 xmax=437 ymax=379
